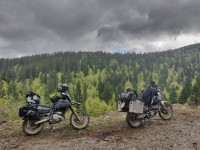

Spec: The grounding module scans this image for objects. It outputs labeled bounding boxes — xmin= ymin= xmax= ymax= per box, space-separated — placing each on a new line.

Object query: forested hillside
xmin=0 ymin=43 xmax=200 ymax=120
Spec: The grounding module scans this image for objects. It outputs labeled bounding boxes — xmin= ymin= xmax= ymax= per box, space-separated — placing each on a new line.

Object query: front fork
xmin=69 ymin=105 xmax=81 ymax=122
xmin=160 ymin=101 xmax=169 ymax=113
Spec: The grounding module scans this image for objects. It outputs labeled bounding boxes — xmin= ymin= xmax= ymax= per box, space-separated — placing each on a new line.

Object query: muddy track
xmin=0 ymin=104 xmax=200 ymax=150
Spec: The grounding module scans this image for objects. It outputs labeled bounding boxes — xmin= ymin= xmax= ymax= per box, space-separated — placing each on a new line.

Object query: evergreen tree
xmin=75 ymin=80 xmax=82 ymax=102
xmin=169 ymin=87 xmax=177 ymax=104
xmin=179 ymin=77 xmax=192 ymax=104
xmin=47 ymin=72 xmax=57 ymax=94
xmin=83 ymin=82 xmax=88 ymax=101
xmin=191 ymin=75 xmax=200 ymax=105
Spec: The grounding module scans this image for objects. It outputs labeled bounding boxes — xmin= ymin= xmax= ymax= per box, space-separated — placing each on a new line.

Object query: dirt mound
xmin=0 ymin=104 xmax=200 ymax=150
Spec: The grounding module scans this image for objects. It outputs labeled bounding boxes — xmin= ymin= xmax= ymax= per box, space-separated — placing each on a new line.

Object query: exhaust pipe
xmin=137 ymin=114 xmax=146 ymax=119
xmin=35 ymin=118 xmax=49 ymax=124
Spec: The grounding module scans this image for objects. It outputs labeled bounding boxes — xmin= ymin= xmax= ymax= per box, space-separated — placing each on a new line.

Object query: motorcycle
xmin=118 ymin=82 xmax=173 ymax=128
xmin=19 ymin=84 xmax=90 ymax=135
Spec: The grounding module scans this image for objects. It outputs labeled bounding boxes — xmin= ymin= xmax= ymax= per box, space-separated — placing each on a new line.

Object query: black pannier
xmin=19 ymin=104 xmax=38 ymax=119
xmin=50 ymin=95 xmax=61 ymax=103
xmin=19 ymin=106 xmax=29 ymax=117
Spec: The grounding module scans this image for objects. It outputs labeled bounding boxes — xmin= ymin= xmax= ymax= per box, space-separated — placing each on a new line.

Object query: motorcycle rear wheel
xmin=126 ymin=112 xmax=142 ymax=128
xmin=159 ymin=102 xmax=173 ymax=120
xmin=70 ymin=109 xmax=90 ymax=130
xmin=22 ymin=119 xmax=44 ymax=135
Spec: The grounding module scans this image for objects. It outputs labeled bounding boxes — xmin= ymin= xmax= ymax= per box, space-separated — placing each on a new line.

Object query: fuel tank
xmin=54 ymin=99 xmax=70 ymax=110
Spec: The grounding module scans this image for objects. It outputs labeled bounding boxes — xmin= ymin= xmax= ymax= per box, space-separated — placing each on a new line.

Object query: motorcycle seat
xmin=37 ymin=104 xmax=54 ymax=108
xmin=36 ymin=105 xmax=53 ymax=114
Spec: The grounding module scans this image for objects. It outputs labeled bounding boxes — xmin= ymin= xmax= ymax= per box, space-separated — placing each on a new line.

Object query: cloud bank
xmin=0 ymin=0 xmax=200 ymax=58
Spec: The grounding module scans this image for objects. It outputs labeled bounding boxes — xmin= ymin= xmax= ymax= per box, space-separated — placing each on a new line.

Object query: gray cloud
xmin=98 ymin=0 xmax=200 ymax=39
xmin=97 ymin=26 xmax=121 ymax=42
xmin=0 ymin=0 xmax=200 ymax=58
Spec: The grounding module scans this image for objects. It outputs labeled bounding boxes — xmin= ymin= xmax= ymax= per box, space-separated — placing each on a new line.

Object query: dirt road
xmin=0 ymin=104 xmax=199 ymax=150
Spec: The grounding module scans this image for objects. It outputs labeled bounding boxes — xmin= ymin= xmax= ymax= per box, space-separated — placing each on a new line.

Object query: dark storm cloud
xmin=28 ymin=0 xmax=101 ymax=40
xmin=0 ymin=0 xmax=200 ymax=58
xmin=97 ymin=26 xmax=120 ymax=42
xmin=97 ymin=0 xmax=200 ymax=40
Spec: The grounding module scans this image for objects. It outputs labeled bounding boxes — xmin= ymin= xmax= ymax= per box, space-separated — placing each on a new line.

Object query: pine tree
xmin=75 ymin=80 xmax=82 ymax=102
xmin=191 ymin=75 xmax=200 ymax=105
xmin=179 ymin=77 xmax=192 ymax=104
xmin=47 ymin=72 xmax=57 ymax=94
xmin=169 ymin=87 xmax=177 ymax=104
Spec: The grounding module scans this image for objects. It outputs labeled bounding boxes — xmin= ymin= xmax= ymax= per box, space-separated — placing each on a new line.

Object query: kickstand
xmin=48 ymin=122 xmax=54 ymax=131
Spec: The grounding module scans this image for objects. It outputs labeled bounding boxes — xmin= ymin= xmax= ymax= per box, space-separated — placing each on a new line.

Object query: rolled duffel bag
xmin=118 ymin=92 xmax=126 ymax=102
xmin=125 ymin=91 xmax=137 ymax=101
xmin=26 ymin=91 xmax=40 ymax=104
xmin=118 ymin=89 xmax=137 ymax=105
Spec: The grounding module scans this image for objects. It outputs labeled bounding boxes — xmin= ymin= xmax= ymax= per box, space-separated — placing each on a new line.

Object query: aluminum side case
xmin=118 ymin=101 xmax=125 ymax=111
xmin=129 ymin=100 xmax=144 ymax=113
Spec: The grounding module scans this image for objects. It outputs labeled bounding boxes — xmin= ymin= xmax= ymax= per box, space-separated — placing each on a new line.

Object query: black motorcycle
xmin=19 ymin=84 xmax=90 ymax=135
xmin=118 ymin=82 xmax=173 ymax=128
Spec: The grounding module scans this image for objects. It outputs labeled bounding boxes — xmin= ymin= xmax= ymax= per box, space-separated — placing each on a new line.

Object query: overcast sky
xmin=0 ymin=0 xmax=200 ymax=58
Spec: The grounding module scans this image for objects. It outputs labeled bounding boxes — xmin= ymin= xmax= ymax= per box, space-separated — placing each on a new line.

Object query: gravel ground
xmin=0 ymin=104 xmax=199 ymax=150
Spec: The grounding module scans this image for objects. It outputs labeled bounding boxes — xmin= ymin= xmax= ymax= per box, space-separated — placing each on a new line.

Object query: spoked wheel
xmin=22 ymin=119 xmax=44 ymax=135
xmin=159 ymin=102 xmax=173 ymax=120
xmin=126 ymin=112 xmax=142 ymax=128
xmin=70 ymin=110 xmax=90 ymax=130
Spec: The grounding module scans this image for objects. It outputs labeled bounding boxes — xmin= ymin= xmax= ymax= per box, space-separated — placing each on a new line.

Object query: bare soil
xmin=0 ymin=104 xmax=200 ymax=150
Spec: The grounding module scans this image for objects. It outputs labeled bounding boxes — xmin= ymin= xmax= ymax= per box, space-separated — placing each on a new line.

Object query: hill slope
xmin=0 ymin=43 xmax=200 ymax=119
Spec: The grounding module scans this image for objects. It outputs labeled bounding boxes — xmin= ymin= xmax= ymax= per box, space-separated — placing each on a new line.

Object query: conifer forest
xmin=0 ymin=43 xmax=200 ymax=120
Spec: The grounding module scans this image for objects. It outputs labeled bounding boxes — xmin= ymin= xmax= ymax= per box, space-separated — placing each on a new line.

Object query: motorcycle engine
xmin=148 ymin=110 xmax=157 ymax=118
xmin=52 ymin=112 xmax=65 ymax=123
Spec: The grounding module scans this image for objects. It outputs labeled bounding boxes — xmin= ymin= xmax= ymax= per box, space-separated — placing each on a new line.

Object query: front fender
xmin=160 ymin=101 xmax=172 ymax=109
xmin=161 ymin=101 xmax=167 ymax=106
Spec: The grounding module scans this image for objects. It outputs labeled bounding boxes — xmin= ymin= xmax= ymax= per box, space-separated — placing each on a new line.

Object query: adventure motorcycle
xmin=19 ymin=84 xmax=90 ymax=135
xmin=118 ymin=82 xmax=173 ymax=128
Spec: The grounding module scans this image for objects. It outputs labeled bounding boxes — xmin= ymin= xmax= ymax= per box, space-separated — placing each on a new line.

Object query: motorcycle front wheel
xmin=158 ymin=102 xmax=173 ymax=120
xmin=22 ymin=119 xmax=44 ymax=135
xmin=126 ymin=112 xmax=142 ymax=128
xmin=70 ymin=109 xmax=90 ymax=130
